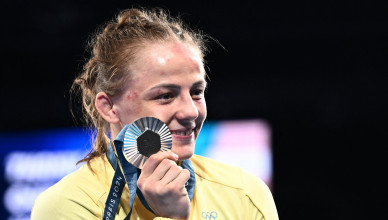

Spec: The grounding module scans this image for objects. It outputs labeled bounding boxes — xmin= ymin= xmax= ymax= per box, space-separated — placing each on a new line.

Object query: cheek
xmin=126 ymin=91 xmax=138 ymax=100
xmin=117 ymin=92 xmax=144 ymax=123
xmin=126 ymin=92 xmax=140 ymax=112
xmin=151 ymin=108 xmax=174 ymax=125
xmin=128 ymin=100 xmax=143 ymax=116
xmin=197 ymin=101 xmax=207 ymax=119
xmin=199 ymin=98 xmax=207 ymax=111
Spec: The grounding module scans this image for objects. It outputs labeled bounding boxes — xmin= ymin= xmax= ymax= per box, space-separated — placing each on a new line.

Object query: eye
xmin=155 ymin=93 xmax=174 ymax=101
xmin=191 ymin=89 xmax=204 ymax=100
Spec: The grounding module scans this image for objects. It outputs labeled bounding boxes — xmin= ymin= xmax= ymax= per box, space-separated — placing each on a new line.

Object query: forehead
xmin=132 ymin=41 xmax=204 ymax=77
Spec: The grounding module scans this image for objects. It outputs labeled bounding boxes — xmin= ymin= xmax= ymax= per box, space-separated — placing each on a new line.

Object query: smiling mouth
xmin=170 ymin=129 xmax=194 ymax=136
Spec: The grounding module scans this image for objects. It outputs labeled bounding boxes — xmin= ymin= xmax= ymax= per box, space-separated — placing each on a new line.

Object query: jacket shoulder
xmin=31 ymin=156 xmax=112 ymax=219
xmin=191 ymin=154 xmax=278 ymax=219
xmin=191 ymin=154 xmax=245 ymax=188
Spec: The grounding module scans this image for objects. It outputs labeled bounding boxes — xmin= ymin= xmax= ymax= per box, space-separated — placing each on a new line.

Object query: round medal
xmin=123 ymin=117 xmax=172 ymax=169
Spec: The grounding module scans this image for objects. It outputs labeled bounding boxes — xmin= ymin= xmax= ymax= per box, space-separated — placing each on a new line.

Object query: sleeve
xmin=244 ymin=172 xmax=279 ymax=220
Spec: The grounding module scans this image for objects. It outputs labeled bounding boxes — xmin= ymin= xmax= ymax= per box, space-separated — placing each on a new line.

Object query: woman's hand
xmin=137 ymin=151 xmax=190 ymax=220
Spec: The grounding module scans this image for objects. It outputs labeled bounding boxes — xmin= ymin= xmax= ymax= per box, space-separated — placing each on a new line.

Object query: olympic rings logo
xmin=201 ymin=211 xmax=218 ymax=220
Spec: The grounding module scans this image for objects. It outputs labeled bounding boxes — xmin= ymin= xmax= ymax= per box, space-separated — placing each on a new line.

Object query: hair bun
xmin=71 ymin=7 xmax=206 ymax=164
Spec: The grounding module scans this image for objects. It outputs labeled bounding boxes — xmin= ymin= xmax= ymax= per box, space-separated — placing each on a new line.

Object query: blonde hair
xmin=71 ymin=8 xmax=206 ymax=164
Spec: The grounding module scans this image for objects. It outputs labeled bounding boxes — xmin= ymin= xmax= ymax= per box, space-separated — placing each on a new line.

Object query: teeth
xmin=171 ymin=130 xmax=193 ymax=136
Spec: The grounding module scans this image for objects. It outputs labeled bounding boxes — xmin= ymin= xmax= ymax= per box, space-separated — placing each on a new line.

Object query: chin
xmin=172 ymin=145 xmax=195 ymax=161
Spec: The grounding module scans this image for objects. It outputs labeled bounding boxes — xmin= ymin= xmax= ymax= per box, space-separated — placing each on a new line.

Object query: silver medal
xmin=123 ymin=117 xmax=172 ymax=169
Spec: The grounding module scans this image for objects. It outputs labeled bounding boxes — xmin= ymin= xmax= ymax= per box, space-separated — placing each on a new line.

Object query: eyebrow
xmin=148 ymin=80 xmax=207 ymax=91
xmin=193 ymin=80 xmax=208 ymax=88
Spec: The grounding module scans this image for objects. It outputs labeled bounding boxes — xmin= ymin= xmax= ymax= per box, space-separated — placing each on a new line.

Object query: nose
xmin=175 ymin=94 xmax=199 ymax=122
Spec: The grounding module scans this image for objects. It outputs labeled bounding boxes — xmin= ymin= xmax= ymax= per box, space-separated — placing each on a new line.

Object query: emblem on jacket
xmin=201 ymin=211 xmax=218 ymax=220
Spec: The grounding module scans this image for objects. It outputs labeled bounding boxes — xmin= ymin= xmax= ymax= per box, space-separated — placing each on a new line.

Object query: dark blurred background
xmin=1 ymin=0 xmax=387 ymax=219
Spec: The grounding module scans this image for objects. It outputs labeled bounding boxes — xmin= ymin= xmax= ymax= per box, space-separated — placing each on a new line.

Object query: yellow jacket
xmin=31 ymin=154 xmax=278 ymax=219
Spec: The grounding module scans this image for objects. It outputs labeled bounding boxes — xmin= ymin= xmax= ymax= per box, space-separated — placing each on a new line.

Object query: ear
xmin=95 ymin=92 xmax=120 ymax=124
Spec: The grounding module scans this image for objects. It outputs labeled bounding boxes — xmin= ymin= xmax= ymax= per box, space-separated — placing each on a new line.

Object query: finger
xmin=141 ymin=151 xmax=178 ymax=178
xmin=159 ymin=165 xmax=184 ymax=185
xmin=167 ymin=168 xmax=190 ymax=189
xmin=149 ymin=159 xmax=178 ymax=181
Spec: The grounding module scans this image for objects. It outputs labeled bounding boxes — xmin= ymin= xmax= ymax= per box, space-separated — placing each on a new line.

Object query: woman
xmin=31 ymin=8 xmax=278 ymax=220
